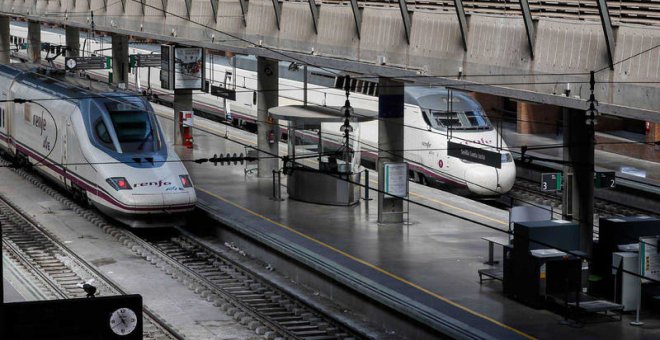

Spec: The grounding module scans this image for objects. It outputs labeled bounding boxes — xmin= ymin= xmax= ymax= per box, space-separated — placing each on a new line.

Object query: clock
xmin=66 ymin=58 xmax=77 ymax=70
xmin=109 ymin=307 xmax=138 ymax=336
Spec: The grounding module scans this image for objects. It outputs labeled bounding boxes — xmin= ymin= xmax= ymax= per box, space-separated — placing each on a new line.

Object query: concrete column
xmin=256 ymin=57 xmax=279 ymax=177
xmin=111 ymin=33 xmax=129 ymax=86
xmin=562 ymin=108 xmax=595 ymax=256
xmin=27 ymin=21 xmax=41 ymax=63
xmin=0 ymin=17 xmax=9 ymax=64
xmin=173 ymin=89 xmax=193 ymax=145
xmin=65 ymin=26 xmax=80 ymax=58
xmin=377 ymin=77 xmax=405 ymax=224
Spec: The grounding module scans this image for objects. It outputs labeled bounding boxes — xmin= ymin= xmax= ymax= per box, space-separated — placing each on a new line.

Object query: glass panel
xmin=428 ymin=110 xmax=492 ymax=130
xmin=95 ymin=120 xmax=112 ymax=145
xmin=104 ymin=101 xmax=160 ymax=153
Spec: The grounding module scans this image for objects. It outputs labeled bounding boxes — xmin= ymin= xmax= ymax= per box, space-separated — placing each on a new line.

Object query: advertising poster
xmin=174 ymin=47 xmax=204 ymax=90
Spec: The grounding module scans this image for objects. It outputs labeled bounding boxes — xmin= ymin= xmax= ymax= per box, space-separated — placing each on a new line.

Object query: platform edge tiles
xmin=195 ymin=188 xmax=534 ymax=340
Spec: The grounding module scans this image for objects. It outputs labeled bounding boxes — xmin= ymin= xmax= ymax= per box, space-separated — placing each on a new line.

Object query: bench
xmin=478 ymin=268 xmax=504 ymax=284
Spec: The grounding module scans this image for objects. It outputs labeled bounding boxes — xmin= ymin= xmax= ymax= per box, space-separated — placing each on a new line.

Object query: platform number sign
xmin=594 ymin=171 xmax=616 ymax=189
xmin=541 ymin=172 xmax=562 ymax=192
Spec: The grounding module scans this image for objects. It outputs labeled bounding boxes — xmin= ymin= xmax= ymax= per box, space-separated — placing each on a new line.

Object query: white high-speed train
xmin=0 ymin=63 xmax=196 ymax=227
xmin=10 ymin=23 xmax=516 ymax=196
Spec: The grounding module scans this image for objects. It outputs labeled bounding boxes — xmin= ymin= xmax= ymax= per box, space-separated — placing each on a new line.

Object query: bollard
xmin=363 ymin=169 xmax=372 ymax=201
xmin=272 ymin=170 xmax=283 ymax=201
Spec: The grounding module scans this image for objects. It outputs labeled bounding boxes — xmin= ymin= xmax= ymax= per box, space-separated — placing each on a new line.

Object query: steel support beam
xmin=397 ymin=0 xmax=412 ymax=44
xmin=307 ymin=0 xmax=320 ymax=35
xmin=211 ymin=0 xmax=220 ymax=23
xmin=453 ymin=0 xmax=468 ymax=51
xmin=271 ymin=0 xmax=282 ymax=30
xmin=161 ymin=0 xmax=168 ymax=17
xmin=519 ymin=0 xmax=536 ymax=59
xmin=349 ymin=0 xmax=362 ymax=39
xmin=185 ymin=0 xmax=192 ymax=19
xmin=596 ymin=0 xmax=615 ymax=70
xmin=238 ymin=0 xmax=248 ymax=26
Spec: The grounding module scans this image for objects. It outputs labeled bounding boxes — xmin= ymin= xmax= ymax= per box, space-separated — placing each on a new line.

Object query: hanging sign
xmin=448 ymin=141 xmax=502 ymax=168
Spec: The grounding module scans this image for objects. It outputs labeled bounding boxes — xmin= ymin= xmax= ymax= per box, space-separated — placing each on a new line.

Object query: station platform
xmin=154 ymin=106 xmax=659 ymax=339
xmin=500 ymin=123 xmax=660 ymax=185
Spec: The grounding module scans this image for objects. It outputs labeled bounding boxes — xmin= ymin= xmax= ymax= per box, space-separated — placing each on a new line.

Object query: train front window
xmin=427 ymin=110 xmax=492 ymax=130
xmin=104 ymin=101 xmax=161 ymax=153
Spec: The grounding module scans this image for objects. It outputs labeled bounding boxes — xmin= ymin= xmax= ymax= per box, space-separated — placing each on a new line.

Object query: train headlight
xmin=501 ymin=153 xmax=513 ymax=163
xmin=179 ymin=175 xmax=193 ymax=188
xmin=106 ymin=177 xmax=132 ymax=190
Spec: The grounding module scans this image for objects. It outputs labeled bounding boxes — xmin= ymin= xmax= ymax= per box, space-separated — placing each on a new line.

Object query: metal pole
xmin=630 ymin=277 xmax=644 ymax=326
xmin=303 ymin=65 xmax=308 ymax=106
xmin=364 ymin=169 xmax=370 ymax=201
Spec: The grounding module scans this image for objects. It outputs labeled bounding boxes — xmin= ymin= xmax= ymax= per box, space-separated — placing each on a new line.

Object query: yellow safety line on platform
xmin=197 ymin=187 xmax=535 ymax=340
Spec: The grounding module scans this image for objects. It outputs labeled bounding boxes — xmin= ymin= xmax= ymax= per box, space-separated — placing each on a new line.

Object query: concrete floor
xmin=154 ymin=106 xmax=660 ymax=339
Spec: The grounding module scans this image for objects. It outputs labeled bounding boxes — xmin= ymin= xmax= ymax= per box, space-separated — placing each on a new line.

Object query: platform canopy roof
xmin=269 ymin=105 xmax=377 ymax=125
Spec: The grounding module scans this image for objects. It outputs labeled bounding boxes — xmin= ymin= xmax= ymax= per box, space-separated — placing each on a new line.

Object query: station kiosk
xmin=269 ymin=105 xmax=376 ymax=206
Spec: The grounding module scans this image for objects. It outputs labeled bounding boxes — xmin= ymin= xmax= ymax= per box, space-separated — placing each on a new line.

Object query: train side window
xmin=368 ymin=83 xmax=376 ymax=96
xmin=334 ymin=76 xmax=345 ymax=90
xmin=421 ymin=110 xmax=433 ymax=128
xmin=95 ymin=120 xmax=113 ymax=145
xmin=0 ymin=107 xmax=4 ymax=128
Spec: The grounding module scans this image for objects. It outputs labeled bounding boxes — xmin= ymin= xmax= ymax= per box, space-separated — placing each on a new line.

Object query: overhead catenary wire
xmin=6 ymin=18 xmax=658 ymax=239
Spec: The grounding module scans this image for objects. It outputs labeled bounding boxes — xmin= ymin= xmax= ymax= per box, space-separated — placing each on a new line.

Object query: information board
xmin=174 ymin=47 xmax=204 ymax=90
xmin=65 ymin=56 xmax=110 ymax=70
xmin=541 ymin=172 xmax=562 ymax=192
xmin=211 ymin=85 xmax=237 ymax=100
xmin=384 ymin=162 xmax=408 ymax=197
xmin=447 ymin=141 xmax=501 ymax=168
xmin=640 ymin=236 xmax=660 ymax=283
xmin=594 ymin=171 xmax=616 ymax=189
xmin=130 ymin=53 xmax=161 ymax=67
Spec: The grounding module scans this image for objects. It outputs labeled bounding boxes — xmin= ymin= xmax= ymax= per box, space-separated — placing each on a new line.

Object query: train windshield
xmin=426 ymin=110 xmax=492 ymax=130
xmin=95 ymin=101 xmax=162 ymax=153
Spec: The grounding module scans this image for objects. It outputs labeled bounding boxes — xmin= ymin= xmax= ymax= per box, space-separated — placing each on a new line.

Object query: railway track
xmin=0 ymin=157 xmax=365 ymax=339
xmin=508 ymin=177 xmax=657 ymax=231
xmin=139 ymin=231 xmax=362 ymax=339
xmin=0 ymin=192 xmax=181 ymax=340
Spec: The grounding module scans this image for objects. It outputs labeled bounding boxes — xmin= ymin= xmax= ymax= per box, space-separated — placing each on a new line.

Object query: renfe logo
xmin=133 ymin=180 xmax=173 ymax=188
xmin=33 ymin=114 xmax=47 ymax=134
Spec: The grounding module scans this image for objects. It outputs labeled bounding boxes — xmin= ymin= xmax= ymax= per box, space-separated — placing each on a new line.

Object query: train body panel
xmin=0 ymin=62 xmax=196 ymax=228
xmin=10 ymin=23 xmax=515 ymax=196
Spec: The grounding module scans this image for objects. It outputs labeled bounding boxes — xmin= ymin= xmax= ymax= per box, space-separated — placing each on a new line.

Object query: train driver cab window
xmin=102 ymin=101 xmax=162 ymax=153
xmin=427 ymin=110 xmax=492 ymax=130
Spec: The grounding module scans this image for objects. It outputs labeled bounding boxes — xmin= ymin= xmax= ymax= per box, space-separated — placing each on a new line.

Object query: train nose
xmin=465 ymin=164 xmax=516 ymax=195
